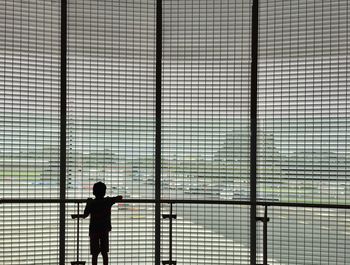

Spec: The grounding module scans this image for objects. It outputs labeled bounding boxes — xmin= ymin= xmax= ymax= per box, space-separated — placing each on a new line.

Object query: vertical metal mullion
xmin=59 ymin=0 xmax=67 ymax=264
xmin=155 ymin=0 xmax=163 ymax=264
xmin=263 ymin=206 xmax=268 ymax=265
xmin=250 ymin=0 xmax=259 ymax=265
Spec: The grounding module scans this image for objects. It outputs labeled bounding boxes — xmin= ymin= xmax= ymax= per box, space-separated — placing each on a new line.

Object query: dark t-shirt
xmin=84 ymin=197 xmax=118 ymax=235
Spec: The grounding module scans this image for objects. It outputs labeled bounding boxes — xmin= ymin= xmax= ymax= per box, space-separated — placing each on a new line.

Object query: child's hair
xmin=93 ymin=181 xmax=107 ymax=198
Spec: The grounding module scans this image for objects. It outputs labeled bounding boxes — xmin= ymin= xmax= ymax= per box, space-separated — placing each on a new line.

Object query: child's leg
xmin=92 ymin=254 xmax=98 ymax=265
xmin=90 ymin=233 xmax=100 ymax=265
xmin=101 ymin=252 xmax=108 ymax=265
xmin=100 ymin=232 xmax=109 ymax=265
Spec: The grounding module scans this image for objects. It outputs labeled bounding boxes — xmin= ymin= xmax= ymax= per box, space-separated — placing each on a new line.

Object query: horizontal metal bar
xmin=260 ymin=201 xmax=350 ymax=209
xmin=1 ymin=198 xmax=349 ymax=209
xmin=159 ymin=199 xmax=252 ymax=205
xmin=0 ymin=198 xmax=250 ymax=205
xmin=0 ymin=198 xmax=155 ymax=204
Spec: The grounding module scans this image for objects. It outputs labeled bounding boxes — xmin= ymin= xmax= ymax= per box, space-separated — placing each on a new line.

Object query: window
xmin=0 ymin=1 xmax=60 ymax=264
xmin=1 ymin=1 xmax=349 ymax=265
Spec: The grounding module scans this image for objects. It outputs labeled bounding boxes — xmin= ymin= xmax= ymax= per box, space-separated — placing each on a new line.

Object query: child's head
xmin=93 ymin=181 xmax=106 ymax=199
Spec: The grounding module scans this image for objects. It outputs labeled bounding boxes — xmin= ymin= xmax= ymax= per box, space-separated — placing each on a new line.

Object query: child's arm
xmin=82 ymin=198 xmax=93 ymax=218
xmin=111 ymin=195 xmax=123 ymax=204
xmin=71 ymin=205 xmax=90 ymax=219
xmin=72 ymin=199 xmax=92 ymax=219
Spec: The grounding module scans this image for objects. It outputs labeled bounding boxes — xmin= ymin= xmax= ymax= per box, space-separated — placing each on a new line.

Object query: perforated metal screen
xmin=1 ymin=1 xmax=349 ymax=265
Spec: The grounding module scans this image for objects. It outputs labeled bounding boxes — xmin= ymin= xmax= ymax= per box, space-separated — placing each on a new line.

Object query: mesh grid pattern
xmin=66 ymin=0 xmax=156 ymax=199
xmin=0 ymin=0 xmax=61 ymax=199
xmin=256 ymin=206 xmax=350 ymax=265
xmin=161 ymin=203 xmax=250 ymax=264
xmin=257 ymin=0 xmax=350 ymax=204
xmin=0 ymin=1 xmax=349 ymax=264
xmin=162 ymin=0 xmax=252 ymax=201
xmin=0 ymin=203 xmax=59 ymax=264
xmin=66 ymin=203 xmax=155 ymax=264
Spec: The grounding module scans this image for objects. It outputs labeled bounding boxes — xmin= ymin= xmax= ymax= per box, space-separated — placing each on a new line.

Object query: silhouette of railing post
xmin=256 ymin=205 xmax=269 ymax=265
xmin=71 ymin=202 xmax=86 ymax=265
xmin=162 ymin=203 xmax=176 ymax=265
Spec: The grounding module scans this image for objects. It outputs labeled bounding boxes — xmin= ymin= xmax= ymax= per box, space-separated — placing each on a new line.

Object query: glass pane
xmin=0 ymin=0 xmax=61 ymax=198
xmin=161 ymin=203 xmax=250 ymax=264
xmin=0 ymin=203 xmax=59 ymax=264
xmin=162 ymin=0 xmax=252 ymax=201
xmin=67 ymin=0 xmax=156 ymax=199
xmin=257 ymin=0 xmax=350 ymax=204
xmin=66 ymin=202 xmax=155 ymax=264
xmin=256 ymin=206 xmax=350 ymax=265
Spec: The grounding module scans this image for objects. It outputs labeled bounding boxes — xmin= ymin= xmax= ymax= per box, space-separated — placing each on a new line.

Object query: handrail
xmin=1 ymin=198 xmax=349 ymax=209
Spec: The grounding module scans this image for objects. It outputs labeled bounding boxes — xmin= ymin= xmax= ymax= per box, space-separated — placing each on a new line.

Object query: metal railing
xmin=1 ymin=197 xmax=349 ymax=265
xmin=1 ymin=198 xmax=349 ymax=209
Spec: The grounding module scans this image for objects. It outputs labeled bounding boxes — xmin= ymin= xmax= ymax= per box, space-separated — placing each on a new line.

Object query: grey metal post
xmin=59 ymin=0 xmax=67 ymax=264
xmin=162 ymin=203 xmax=176 ymax=265
xmin=256 ymin=205 xmax=269 ymax=265
xmin=77 ymin=203 xmax=80 ymax=262
xmin=263 ymin=206 xmax=268 ymax=265
xmin=250 ymin=0 xmax=259 ymax=265
xmin=169 ymin=203 xmax=173 ymax=263
xmin=155 ymin=0 xmax=163 ymax=264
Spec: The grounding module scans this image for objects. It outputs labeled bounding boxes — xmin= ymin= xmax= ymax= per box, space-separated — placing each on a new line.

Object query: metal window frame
xmin=1 ymin=1 xmax=349 ymax=265
xmin=155 ymin=0 xmax=163 ymax=264
xmin=59 ymin=0 xmax=68 ymax=264
xmin=250 ymin=0 xmax=259 ymax=264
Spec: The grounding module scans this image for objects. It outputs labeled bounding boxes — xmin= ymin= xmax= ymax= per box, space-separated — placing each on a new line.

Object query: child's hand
xmin=71 ymin=214 xmax=85 ymax=219
xmin=116 ymin=195 xmax=123 ymax=201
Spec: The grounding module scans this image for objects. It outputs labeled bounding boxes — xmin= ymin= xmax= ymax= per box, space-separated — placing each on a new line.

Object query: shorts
xmin=89 ymin=231 xmax=109 ymax=255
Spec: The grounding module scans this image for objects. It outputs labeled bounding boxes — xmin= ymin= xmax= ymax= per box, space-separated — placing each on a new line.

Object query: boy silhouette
xmin=82 ymin=182 xmax=123 ymax=265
